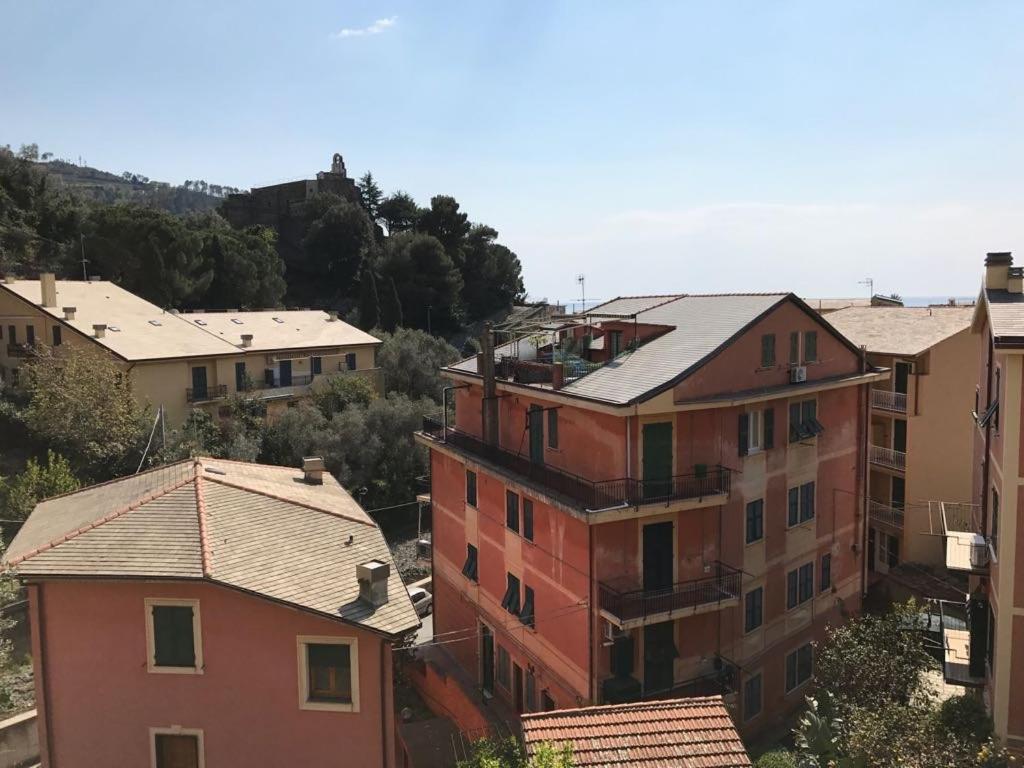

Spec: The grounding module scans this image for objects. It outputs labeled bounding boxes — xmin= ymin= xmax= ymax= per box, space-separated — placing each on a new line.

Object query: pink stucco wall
xmin=32 ymin=579 xmax=395 ymax=768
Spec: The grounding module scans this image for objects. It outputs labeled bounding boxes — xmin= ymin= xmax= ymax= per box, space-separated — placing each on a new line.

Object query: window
xmin=547 ymin=409 xmax=559 ymax=449
xmin=497 ymin=645 xmax=511 ymax=689
xmin=748 ymin=410 xmax=762 ymax=452
xmin=298 ymin=636 xmax=359 ymax=712
xmin=346 ymin=352 xmax=357 ymax=371
xmin=51 ymin=326 xmax=61 ymax=346
xmin=506 ymin=490 xmax=520 ymax=533
xmin=787 ymin=482 xmax=815 ymax=526
xmin=6 ymin=326 xmax=14 ymax=344
xmin=995 ymin=368 xmax=1001 ymax=430
xmin=745 ymin=499 xmax=764 ymax=544
xmin=609 ymin=330 xmax=623 ymax=357
xmin=466 ymin=470 xmax=477 ymax=507
xmin=745 ymin=587 xmax=763 ymax=633
xmin=886 ymin=533 xmax=899 ymax=568
xmin=761 ymin=334 xmax=776 ymax=367
xmin=820 ymin=553 xmax=832 ymax=592
xmin=25 ymin=325 xmax=34 ymax=346
xmin=786 ymin=563 xmax=814 ymax=609
xmin=525 ymin=668 xmax=537 ymax=712
xmin=145 ymin=599 xmax=201 ymax=673
xmin=462 ymin=544 xmax=479 ymax=582
xmin=744 ymin=673 xmax=763 ymax=721
xmin=739 ymin=408 xmax=773 ymax=456
xmin=520 ymin=586 xmax=535 ymax=629
xmin=785 ymin=643 xmax=813 ymax=692
xmin=234 ymin=361 xmax=247 ymax=392
xmin=789 ymin=331 xmax=800 ymax=364
xmin=312 ymin=356 xmax=322 ymax=375
xmin=523 ymin=498 xmax=534 ymax=542
xmin=152 ymin=729 xmax=203 ymax=768
xmin=991 ymin=488 xmax=1000 ymax=556
xmin=789 ymin=399 xmax=823 ymax=442
xmin=501 ymin=573 xmax=521 ymax=614
xmin=804 ymin=331 xmax=818 ymax=363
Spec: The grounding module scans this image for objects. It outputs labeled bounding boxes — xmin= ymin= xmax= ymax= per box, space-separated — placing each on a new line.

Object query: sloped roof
xmin=826 ymin=306 xmax=973 ymax=356
xmin=6 ymin=457 xmax=418 ymax=638
xmin=521 ymin=696 xmax=752 ymax=768
xmin=585 ymin=295 xmax=685 ymax=316
xmin=981 ymin=289 xmax=1024 ymax=344
xmin=0 ymin=280 xmax=379 ymax=361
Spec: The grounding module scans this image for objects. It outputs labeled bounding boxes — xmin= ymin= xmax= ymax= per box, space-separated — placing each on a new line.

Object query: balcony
xmin=936 ymin=502 xmax=989 ymax=574
xmin=5 ymin=343 xmax=32 ymax=358
xmin=869 ymin=444 xmax=906 ymax=472
xmin=936 ymin=600 xmax=985 ymax=688
xmin=868 ymin=500 xmax=905 ymax=529
xmin=420 ymin=416 xmax=730 ymax=514
xmin=598 ymin=562 xmax=742 ymax=629
xmin=186 ymin=384 xmax=228 ymax=403
xmin=602 ymin=659 xmax=740 ymax=705
xmin=871 ymin=389 xmax=908 ymax=414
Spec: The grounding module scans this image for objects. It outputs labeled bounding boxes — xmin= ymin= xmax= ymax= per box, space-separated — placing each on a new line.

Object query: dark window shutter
xmin=610 ymin=636 xmax=634 ymax=677
xmin=764 ymin=408 xmax=774 ymax=449
xmin=738 ymin=413 xmax=749 ymax=457
xmin=789 ymin=402 xmax=801 ymax=442
xmin=788 ymin=487 xmax=799 ymax=526
xmin=152 ymin=605 xmax=195 ymax=668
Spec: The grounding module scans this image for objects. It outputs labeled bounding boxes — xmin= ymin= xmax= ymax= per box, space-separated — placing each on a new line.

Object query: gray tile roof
xmin=826 ymin=306 xmax=974 ymax=356
xmin=585 ymin=295 xmax=685 ymax=316
xmin=984 ymin=289 xmax=1024 ymax=342
xmin=6 ymin=458 xmax=419 ymax=638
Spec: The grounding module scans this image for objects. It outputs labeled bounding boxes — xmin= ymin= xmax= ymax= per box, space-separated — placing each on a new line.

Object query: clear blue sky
xmin=4 ymin=1 xmax=1023 ymax=304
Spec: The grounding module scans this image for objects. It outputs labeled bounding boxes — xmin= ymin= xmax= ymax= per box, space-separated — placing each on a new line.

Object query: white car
xmin=407 ymin=586 xmax=433 ymax=618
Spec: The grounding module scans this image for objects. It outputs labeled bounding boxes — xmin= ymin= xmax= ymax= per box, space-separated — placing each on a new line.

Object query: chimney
xmin=93 ymin=324 xmax=107 ymax=339
xmin=240 ymin=333 xmax=253 ymax=348
xmin=357 ymin=560 xmax=390 ymax=607
xmin=985 ymin=252 xmax=1013 ymax=291
xmin=479 ymin=323 xmax=499 ymax=446
xmin=63 ymin=306 xmax=76 ymax=321
xmin=39 ymin=273 xmax=57 ymax=308
xmin=302 ymin=456 xmax=326 ymax=485
xmin=327 ymin=311 xmax=339 ymax=322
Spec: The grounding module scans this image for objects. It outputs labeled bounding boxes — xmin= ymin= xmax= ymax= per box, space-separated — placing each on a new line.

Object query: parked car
xmin=407 ymin=586 xmax=433 ymax=618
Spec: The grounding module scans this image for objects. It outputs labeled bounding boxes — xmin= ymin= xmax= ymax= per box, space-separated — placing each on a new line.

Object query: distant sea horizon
xmin=901 ymin=295 xmax=976 ymax=307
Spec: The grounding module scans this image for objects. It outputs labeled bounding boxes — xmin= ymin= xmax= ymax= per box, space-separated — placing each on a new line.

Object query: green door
xmin=642 ymin=422 xmax=673 ymax=501
xmin=529 ymin=406 xmax=544 ymax=465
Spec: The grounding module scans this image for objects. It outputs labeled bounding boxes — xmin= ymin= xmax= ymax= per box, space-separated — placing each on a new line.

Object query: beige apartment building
xmin=0 ymin=275 xmax=382 ymax=425
xmin=828 ymin=306 xmax=977 ymax=579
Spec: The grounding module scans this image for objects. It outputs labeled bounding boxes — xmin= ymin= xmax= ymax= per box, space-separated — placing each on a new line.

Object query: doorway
xmin=643 ymin=522 xmax=674 ymax=594
xmin=894 ymin=362 xmax=910 ymax=395
xmin=279 ymin=359 xmax=293 ymax=387
xmin=480 ymin=624 xmax=494 ymax=695
xmin=643 ymin=622 xmax=677 ymax=696
xmin=642 ymin=422 xmax=673 ymax=501
xmin=893 ymin=419 xmax=907 ymax=453
xmin=190 ymin=366 xmax=208 ymax=400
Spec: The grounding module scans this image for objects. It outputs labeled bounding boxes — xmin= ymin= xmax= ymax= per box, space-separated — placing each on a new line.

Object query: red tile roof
xmin=520 ymin=696 xmax=752 ymax=768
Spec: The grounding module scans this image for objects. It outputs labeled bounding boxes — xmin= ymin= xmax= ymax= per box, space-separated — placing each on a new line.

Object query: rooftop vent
xmin=302 ymin=456 xmax=325 ymax=484
xmin=357 ymin=560 xmax=390 ymax=607
xmin=148 ymin=319 xmax=162 ymax=327
xmin=272 ymin=317 xmax=284 ymax=324
xmin=231 ymin=318 xmax=244 ymax=325
xmin=195 ymin=319 xmax=207 ymax=326
xmin=2 ymin=276 xmax=15 ymax=284
xmin=39 ymin=273 xmax=57 ymax=308
xmin=93 ymin=324 xmax=107 ymax=339
xmin=63 ymin=306 xmax=76 ymax=320
xmin=240 ymin=333 xmax=253 ymax=348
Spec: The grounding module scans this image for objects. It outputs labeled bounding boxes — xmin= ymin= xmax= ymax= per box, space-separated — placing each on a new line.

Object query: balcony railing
xmin=868 ymin=500 xmax=905 ymax=529
xmin=420 ymin=416 xmax=730 ymax=511
xmin=5 ymin=343 xmax=32 ymax=358
xmin=869 ymin=444 xmax=907 ymax=472
xmin=936 ymin=501 xmax=990 ymax=573
xmin=872 ymin=389 xmax=908 ymax=414
xmin=598 ymin=562 xmax=742 ymax=625
xmin=186 ymin=384 xmax=228 ymax=403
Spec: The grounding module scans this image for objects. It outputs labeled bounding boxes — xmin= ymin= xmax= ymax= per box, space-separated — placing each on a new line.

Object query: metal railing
xmin=5 ymin=343 xmax=32 ymax=358
xmin=598 ymin=562 xmax=742 ymax=624
xmin=869 ymin=444 xmax=907 ymax=471
xmin=186 ymin=384 xmax=228 ymax=402
xmin=871 ymin=389 xmax=908 ymax=413
xmin=420 ymin=416 xmax=730 ymax=510
xmin=640 ymin=663 xmax=740 ymax=702
xmin=868 ymin=500 xmax=905 ymax=529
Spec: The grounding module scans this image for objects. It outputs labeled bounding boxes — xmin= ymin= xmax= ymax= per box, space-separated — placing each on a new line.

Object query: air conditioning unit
xmin=790 ymin=366 xmax=808 ymax=384
xmin=416 ymin=539 xmax=432 ymax=560
xmin=971 ymin=542 xmax=991 ymax=570
xmin=602 ymin=620 xmax=626 ymax=645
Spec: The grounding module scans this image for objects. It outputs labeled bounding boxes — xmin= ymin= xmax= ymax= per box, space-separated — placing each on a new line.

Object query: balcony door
xmin=891 ymin=476 xmax=905 ymax=510
xmin=643 ymin=521 xmax=674 ymax=593
xmin=894 ymin=362 xmax=910 ymax=394
xmin=643 ymin=621 xmax=677 ymax=696
xmin=893 ymin=419 xmax=907 ymax=454
xmin=528 ymin=405 xmax=544 ymax=465
xmin=642 ymin=422 xmax=673 ymax=501
xmin=191 ymin=366 xmax=208 ymax=400
xmin=279 ymin=359 xmax=293 ymax=387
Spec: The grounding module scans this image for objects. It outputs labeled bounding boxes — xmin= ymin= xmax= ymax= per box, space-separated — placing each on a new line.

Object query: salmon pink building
xmin=417 ymin=293 xmax=884 ymax=735
xmin=5 ymin=457 xmax=419 ymax=768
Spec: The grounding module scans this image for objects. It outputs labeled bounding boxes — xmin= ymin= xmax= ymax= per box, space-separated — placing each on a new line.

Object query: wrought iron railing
xmin=868 ymin=500 xmax=905 ymax=528
xmin=420 ymin=416 xmax=730 ymax=510
xmin=186 ymin=384 xmax=228 ymax=402
xmin=598 ymin=562 xmax=742 ymax=623
xmin=871 ymin=389 xmax=908 ymax=413
xmin=869 ymin=444 xmax=907 ymax=471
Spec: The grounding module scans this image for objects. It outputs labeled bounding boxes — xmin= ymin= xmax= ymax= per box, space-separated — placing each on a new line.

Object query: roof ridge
xmin=521 ymin=695 xmax=726 ymax=720
xmin=194 ymin=460 xmax=212 ymax=576
xmin=201 ymin=475 xmax=377 ymax=528
xmin=9 ymin=469 xmax=199 ymax=567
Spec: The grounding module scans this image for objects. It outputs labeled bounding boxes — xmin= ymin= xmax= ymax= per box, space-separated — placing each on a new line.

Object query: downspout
xmin=588 ymin=524 xmax=595 ymax=704
xmin=35 ymin=583 xmax=54 ymax=767
xmin=860 ymin=351 xmax=871 ymax=598
xmin=982 ymin=338 xmax=994 ymax=533
xmin=380 ymin=638 xmax=388 ymax=768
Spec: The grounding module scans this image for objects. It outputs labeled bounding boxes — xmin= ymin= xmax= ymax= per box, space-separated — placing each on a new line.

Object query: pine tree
xmin=357 ymin=172 xmax=383 ymax=222
xmin=381 ymin=276 xmax=404 ymax=332
xmin=358 ymin=265 xmax=380 ymax=330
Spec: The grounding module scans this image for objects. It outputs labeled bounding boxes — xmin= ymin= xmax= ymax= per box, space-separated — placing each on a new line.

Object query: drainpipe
xmin=860 ymin=378 xmax=871 ymax=599
xmin=34 ymin=583 xmax=54 ymax=767
xmin=380 ymin=638 xmax=389 ymax=768
xmin=588 ymin=524 xmax=595 ymax=704
xmin=982 ymin=338 xmax=994 ymax=534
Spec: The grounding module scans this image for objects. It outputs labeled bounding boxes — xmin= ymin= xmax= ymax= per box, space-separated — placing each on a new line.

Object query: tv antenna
xmin=576 ymin=274 xmax=586 ymax=313
xmin=858 ymin=277 xmax=873 ymax=298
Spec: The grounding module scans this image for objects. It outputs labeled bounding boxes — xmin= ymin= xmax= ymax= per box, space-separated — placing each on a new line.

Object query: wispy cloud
xmin=331 ymin=16 xmax=397 ymax=39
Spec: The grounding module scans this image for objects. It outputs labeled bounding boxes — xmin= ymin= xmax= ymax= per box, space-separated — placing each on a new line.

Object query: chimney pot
xmin=302 ymin=456 xmax=326 ymax=485
xmin=240 ymin=333 xmax=253 ymax=348
xmin=93 ymin=324 xmax=107 ymax=339
xmin=357 ymin=560 xmax=390 ymax=607
xmin=63 ymin=306 xmax=76 ymax=320
xmin=40 ymin=273 xmax=57 ymax=308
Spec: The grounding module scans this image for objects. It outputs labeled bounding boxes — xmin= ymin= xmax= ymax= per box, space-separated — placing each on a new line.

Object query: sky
xmin=3 ymin=1 xmax=1024 ymax=305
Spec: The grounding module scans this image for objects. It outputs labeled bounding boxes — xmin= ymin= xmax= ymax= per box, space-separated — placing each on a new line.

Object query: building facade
xmin=0 ymin=275 xmax=382 ymax=425
xmin=6 ymin=457 xmax=419 ymax=768
xmin=418 ymin=293 xmax=882 ymax=736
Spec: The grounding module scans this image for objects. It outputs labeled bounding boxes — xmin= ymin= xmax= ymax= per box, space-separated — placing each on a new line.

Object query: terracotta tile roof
xmin=520 ymin=696 xmax=752 ymax=768
xmin=5 ymin=457 xmax=419 ymax=638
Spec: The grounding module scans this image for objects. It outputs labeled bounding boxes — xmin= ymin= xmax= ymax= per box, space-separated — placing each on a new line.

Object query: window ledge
xmin=300 ymin=700 xmax=357 ymax=713
xmin=148 ymin=665 xmax=203 ymax=675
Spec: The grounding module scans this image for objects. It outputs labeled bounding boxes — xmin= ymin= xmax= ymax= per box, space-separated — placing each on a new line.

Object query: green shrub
xmin=753 ymin=749 xmax=796 ymax=768
xmin=935 ymin=694 xmax=992 ymax=745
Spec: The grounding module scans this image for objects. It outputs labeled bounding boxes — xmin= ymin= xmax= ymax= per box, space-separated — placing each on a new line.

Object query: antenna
xmin=80 ymin=234 xmax=89 ymax=281
xmin=858 ymin=277 xmax=873 ymax=298
xmin=576 ymin=274 xmax=586 ymax=314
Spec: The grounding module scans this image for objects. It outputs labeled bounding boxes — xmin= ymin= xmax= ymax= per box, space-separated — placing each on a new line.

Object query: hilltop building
xmin=5 ymin=456 xmax=419 ymax=768
xmin=417 ymin=292 xmax=884 ymax=736
xmin=0 ymin=275 xmax=382 ymax=425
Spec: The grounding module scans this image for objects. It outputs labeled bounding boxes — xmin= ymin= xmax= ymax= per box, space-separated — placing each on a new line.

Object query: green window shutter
xmin=738 ymin=413 xmax=749 ymax=457
xmin=152 ymin=605 xmax=195 ymax=668
xmin=789 ymin=402 xmax=801 ymax=442
xmin=788 ymin=487 xmax=799 ymax=526
xmin=789 ymin=331 xmax=800 ymax=364
xmin=764 ymin=408 xmax=774 ymax=449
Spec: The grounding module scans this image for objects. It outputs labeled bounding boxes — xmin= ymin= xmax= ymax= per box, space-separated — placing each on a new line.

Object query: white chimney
xmin=93 ymin=324 xmax=107 ymax=339
xmin=302 ymin=456 xmax=325 ymax=485
xmin=357 ymin=560 xmax=390 ymax=607
xmin=240 ymin=334 xmax=253 ymax=348
xmin=40 ymin=273 xmax=57 ymax=308
xmin=63 ymin=306 xmax=76 ymax=321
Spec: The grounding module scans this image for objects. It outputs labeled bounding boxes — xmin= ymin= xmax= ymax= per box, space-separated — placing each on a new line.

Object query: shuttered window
xmin=506 ymin=490 xmax=520 ymax=533
xmin=462 ymin=544 xmax=479 ymax=582
xmin=745 ymin=587 xmax=763 ymax=633
xmin=307 ymin=643 xmax=352 ymax=703
xmin=745 ymin=499 xmax=764 ymax=544
xmin=761 ymin=334 xmax=776 ymax=367
xmin=466 ymin=470 xmax=477 ymax=507
xmin=152 ymin=605 xmax=196 ymax=668
xmin=520 ymin=586 xmax=535 ymax=628
xmin=501 ymin=574 xmax=521 ymax=614
xmin=523 ymin=498 xmax=534 ymax=542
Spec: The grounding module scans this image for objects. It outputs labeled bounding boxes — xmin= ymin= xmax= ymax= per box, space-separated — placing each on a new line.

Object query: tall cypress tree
xmin=358 ymin=265 xmax=380 ymax=330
